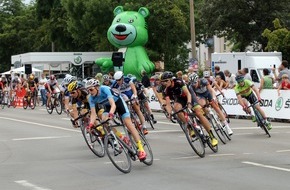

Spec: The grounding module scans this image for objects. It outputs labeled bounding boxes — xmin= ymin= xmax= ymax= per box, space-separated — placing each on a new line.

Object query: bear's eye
xmin=116 ymin=18 xmax=121 ymax=22
xmin=128 ymin=19 xmax=134 ymax=23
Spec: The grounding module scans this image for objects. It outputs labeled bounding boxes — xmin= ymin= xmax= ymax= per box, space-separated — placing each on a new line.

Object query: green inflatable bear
xmin=95 ymin=6 xmax=155 ymax=80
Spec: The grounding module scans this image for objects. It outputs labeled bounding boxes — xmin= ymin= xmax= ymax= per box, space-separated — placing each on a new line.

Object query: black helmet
xmin=161 ymin=71 xmax=173 ymax=80
xmin=235 ymin=75 xmax=245 ymax=82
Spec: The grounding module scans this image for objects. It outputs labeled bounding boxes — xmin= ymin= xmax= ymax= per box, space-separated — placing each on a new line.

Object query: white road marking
xmin=15 ymin=180 xmax=52 ymax=190
xmin=276 ymin=149 xmax=290 ymax=153
xmin=242 ymin=161 xmax=290 ymax=172
xmin=13 ymin=136 xmax=70 ymax=141
xmin=0 ymin=116 xmax=80 ymax=133
xmin=209 ymin=153 xmax=235 ymax=157
xmin=171 ymin=156 xmax=199 ymax=160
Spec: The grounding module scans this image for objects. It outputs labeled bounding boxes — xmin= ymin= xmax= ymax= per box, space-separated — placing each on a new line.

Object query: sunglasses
xmin=116 ymin=78 xmax=123 ymax=82
xmin=161 ymin=80 xmax=169 ymax=83
xmin=70 ymin=91 xmax=76 ymax=95
xmin=88 ymin=88 xmax=95 ymax=92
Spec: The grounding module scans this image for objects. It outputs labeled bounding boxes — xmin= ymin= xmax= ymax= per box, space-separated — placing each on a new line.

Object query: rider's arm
xmin=259 ymin=78 xmax=264 ymax=93
xmin=236 ymin=94 xmax=246 ymax=108
xmin=182 ymin=86 xmax=192 ymax=106
xmin=108 ymin=97 xmax=116 ymax=116
xmin=251 ymin=85 xmax=261 ymax=100
xmin=130 ymin=82 xmax=138 ymax=98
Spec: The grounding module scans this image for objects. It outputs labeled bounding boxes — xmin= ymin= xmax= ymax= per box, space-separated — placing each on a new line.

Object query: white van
xmin=211 ymin=51 xmax=282 ymax=86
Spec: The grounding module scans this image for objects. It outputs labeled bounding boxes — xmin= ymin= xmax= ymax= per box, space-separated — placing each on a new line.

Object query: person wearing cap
xmin=277 ymin=74 xmax=290 ymax=96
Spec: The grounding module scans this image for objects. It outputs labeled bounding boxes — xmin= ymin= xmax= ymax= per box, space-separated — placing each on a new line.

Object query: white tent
xmin=1 ymin=66 xmax=42 ymax=75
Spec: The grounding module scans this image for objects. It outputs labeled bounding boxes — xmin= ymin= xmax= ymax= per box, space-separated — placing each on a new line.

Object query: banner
xmin=147 ymin=88 xmax=290 ymax=119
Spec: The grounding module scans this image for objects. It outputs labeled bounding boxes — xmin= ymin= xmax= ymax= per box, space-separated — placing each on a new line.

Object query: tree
xmin=197 ymin=0 xmax=290 ymax=51
xmin=262 ymin=19 xmax=290 ymax=61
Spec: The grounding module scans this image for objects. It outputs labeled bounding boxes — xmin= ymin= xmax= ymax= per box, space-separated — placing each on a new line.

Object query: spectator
xmin=95 ymin=73 xmax=103 ymax=84
xmin=182 ymin=74 xmax=189 ymax=85
xmin=272 ymin=60 xmax=290 ymax=83
xmin=241 ymin=68 xmax=252 ymax=81
xmin=277 ymin=74 xmax=290 ymax=96
xmin=215 ymin=74 xmax=228 ymax=90
xmin=141 ymin=70 xmax=150 ymax=88
xmin=214 ymin=66 xmax=226 ymax=81
xmin=176 ymin=71 xmax=183 ymax=80
xmin=39 ymin=73 xmax=48 ymax=106
xmin=224 ymin=70 xmax=236 ymax=89
xmin=259 ymin=68 xmax=274 ymax=93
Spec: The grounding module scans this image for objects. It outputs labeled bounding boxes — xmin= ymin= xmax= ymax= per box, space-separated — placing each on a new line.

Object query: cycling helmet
xmin=103 ymin=74 xmax=110 ymax=81
xmin=29 ymin=74 xmax=34 ymax=80
xmin=235 ymin=75 xmax=245 ymax=82
xmin=85 ymin=79 xmax=100 ymax=88
xmin=67 ymin=81 xmax=82 ymax=92
xmin=63 ymin=75 xmax=76 ymax=85
xmin=160 ymin=71 xmax=173 ymax=80
xmin=203 ymin=71 xmax=210 ymax=78
xmin=188 ymin=73 xmax=199 ymax=83
xmin=50 ymin=75 xmax=56 ymax=80
xmin=114 ymin=71 xmax=124 ymax=80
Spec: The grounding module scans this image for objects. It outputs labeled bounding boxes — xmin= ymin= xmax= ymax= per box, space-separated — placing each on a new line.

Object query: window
xmin=250 ymin=70 xmax=259 ymax=83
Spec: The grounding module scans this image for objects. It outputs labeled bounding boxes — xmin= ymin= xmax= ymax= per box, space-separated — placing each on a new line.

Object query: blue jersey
xmin=111 ymin=77 xmax=134 ymax=98
xmin=88 ymin=85 xmax=119 ymax=108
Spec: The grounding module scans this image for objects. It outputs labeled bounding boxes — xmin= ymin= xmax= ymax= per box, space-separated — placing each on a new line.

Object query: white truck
xmin=211 ymin=51 xmax=282 ymax=86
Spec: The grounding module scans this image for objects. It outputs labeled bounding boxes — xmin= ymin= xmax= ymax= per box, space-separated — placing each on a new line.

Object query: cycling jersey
xmin=111 ymin=76 xmax=134 ymax=98
xmin=27 ymin=79 xmax=37 ymax=89
xmin=88 ymin=85 xmax=129 ymax=119
xmin=45 ymin=79 xmax=58 ymax=90
xmin=71 ymin=88 xmax=89 ymax=108
xmin=190 ymin=78 xmax=213 ymax=101
xmin=164 ymin=78 xmax=186 ymax=100
xmin=234 ymin=79 xmax=253 ymax=97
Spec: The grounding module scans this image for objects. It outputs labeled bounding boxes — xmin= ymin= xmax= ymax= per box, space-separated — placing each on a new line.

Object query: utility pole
xmin=189 ymin=0 xmax=197 ymax=59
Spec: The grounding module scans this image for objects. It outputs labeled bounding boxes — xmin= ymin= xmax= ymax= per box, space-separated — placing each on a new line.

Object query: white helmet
xmin=203 ymin=71 xmax=210 ymax=78
xmin=188 ymin=73 xmax=199 ymax=83
xmin=63 ymin=75 xmax=76 ymax=85
xmin=114 ymin=71 xmax=124 ymax=80
xmin=85 ymin=79 xmax=100 ymax=88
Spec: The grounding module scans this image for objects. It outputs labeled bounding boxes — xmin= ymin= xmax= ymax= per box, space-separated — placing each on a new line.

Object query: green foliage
xmin=262 ymin=19 xmax=290 ymax=61
xmin=197 ymin=0 xmax=289 ymax=51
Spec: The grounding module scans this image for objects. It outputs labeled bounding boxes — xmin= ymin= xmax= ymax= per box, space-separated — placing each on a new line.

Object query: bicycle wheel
xmin=255 ymin=110 xmax=271 ymax=138
xmin=206 ymin=134 xmax=218 ymax=153
xmin=183 ymin=119 xmax=205 ymax=158
xmin=30 ymin=96 xmax=36 ymax=109
xmin=139 ymin=133 xmax=153 ymax=166
xmin=218 ymin=103 xmax=230 ymax=123
xmin=23 ymin=98 xmax=28 ymax=109
xmin=46 ymin=101 xmax=53 ymax=114
xmin=81 ymin=125 xmax=105 ymax=157
xmin=142 ymin=106 xmax=154 ymax=129
xmin=105 ymin=134 xmax=131 ymax=174
xmin=11 ymin=97 xmax=17 ymax=108
xmin=54 ymin=98 xmax=62 ymax=115
xmin=208 ymin=115 xmax=227 ymax=144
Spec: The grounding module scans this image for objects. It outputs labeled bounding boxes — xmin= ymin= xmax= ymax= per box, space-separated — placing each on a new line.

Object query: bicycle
xmin=139 ymin=98 xmax=155 ymax=129
xmin=71 ymin=107 xmax=106 ymax=158
xmin=172 ymin=106 xmax=218 ymax=158
xmin=99 ymin=116 xmax=153 ymax=173
xmin=204 ymin=103 xmax=231 ymax=144
xmin=216 ymin=93 xmax=230 ymax=123
xmin=46 ymin=92 xmax=62 ymax=114
xmin=246 ymin=101 xmax=271 ymax=138
xmin=23 ymin=90 xmax=37 ymax=110
xmin=1 ymin=91 xmax=11 ymax=109
xmin=161 ymin=101 xmax=177 ymax=123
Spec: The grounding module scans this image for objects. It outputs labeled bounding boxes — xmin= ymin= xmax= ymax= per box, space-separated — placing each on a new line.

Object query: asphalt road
xmin=0 ymin=106 xmax=290 ymax=190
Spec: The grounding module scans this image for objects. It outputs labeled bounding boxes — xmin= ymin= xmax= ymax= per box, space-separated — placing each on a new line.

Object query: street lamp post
xmin=190 ymin=0 xmax=197 ymax=59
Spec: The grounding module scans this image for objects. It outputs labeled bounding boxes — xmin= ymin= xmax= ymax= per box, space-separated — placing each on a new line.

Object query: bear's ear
xmin=114 ymin=6 xmax=124 ymax=16
xmin=138 ymin=7 xmax=149 ymax=18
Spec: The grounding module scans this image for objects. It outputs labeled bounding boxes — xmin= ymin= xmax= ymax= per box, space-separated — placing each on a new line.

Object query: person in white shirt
xmin=224 ymin=70 xmax=236 ymax=89
xmin=39 ymin=73 xmax=48 ymax=106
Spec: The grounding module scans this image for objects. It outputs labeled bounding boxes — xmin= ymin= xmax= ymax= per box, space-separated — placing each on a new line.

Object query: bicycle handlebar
xmin=171 ymin=106 xmax=188 ymax=116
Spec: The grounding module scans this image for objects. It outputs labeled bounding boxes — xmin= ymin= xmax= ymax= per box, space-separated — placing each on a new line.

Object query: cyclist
xmin=135 ymin=80 xmax=157 ymax=124
xmin=235 ymin=75 xmax=272 ymax=130
xmin=189 ymin=73 xmax=233 ymax=136
xmin=45 ymin=75 xmax=61 ymax=107
xmin=23 ymin=74 xmax=38 ymax=102
xmin=61 ymin=75 xmax=77 ymax=111
xmin=111 ymin=71 xmax=149 ymax=135
xmin=85 ymin=78 xmax=147 ymax=160
xmin=102 ymin=74 xmax=112 ymax=86
xmin=161 ymin=71 xmax=194 ymax=133
xmin=67 ymin=81 xmax=91 ymax=128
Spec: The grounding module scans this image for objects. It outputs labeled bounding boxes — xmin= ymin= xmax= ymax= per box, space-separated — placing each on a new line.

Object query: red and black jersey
xmin=164 ymin=78 xmax=186 ymax=100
